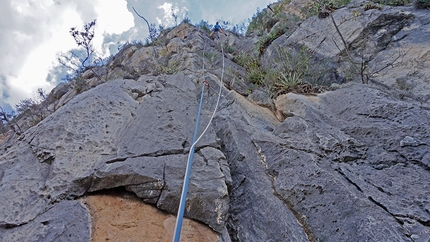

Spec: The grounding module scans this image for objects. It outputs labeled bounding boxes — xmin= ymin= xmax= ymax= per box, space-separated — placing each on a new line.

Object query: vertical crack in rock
xmin=0 ymin=170 xmax=4 ymax=184
xmin=157 ymin=162 xmax=167 ymax=205
xmin=251 ymin=141 xmax=316 ymax=242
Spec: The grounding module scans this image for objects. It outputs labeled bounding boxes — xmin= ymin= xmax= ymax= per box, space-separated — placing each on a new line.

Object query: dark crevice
xmin=396 ymin=152 xmax=430 ymax=171
xmin=156 ymin=163 xmax=167 ymax=204
xmin=106 ymin=145 xmax=221 ymax=164
xmin=105 ymin=149 xmax=185 ymax=164
xmin=230 ymin=176 xmax=246 ymax=193
xmin=193 ymin=144 xmax=220 ymax=153
xmin=134 ymin=149 xmax=185 ymax=158
xmin=392 ymin=33 xmax=409 ymax=43
xmin=368 ymin=196 xmax=391 ymax=213
xmin=41 ymin=221 xmax=50 ymax=225
xmin=197 ymin=150 xmax=209 ymax=166
xmin=336 ymin=168 xmax=363 ymax=192
xmin=0 ymin=223 xmax=22 ymax=229
xmin=105 ymin=157 xmax=127 ymax=164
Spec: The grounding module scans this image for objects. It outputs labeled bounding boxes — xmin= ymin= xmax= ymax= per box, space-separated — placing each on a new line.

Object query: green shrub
xmin=257 ymin=28 xmax=284 ymax=55
xmin=234 ymin=52 xmax=266 ymax=85
xmin=364 ymin=2 xmax=383 ymax=10
xmin=196 ymin=20 xmax=212 ymax=34
xmin=223 ymin=43 xmax=235 ymax=54
xmin=271 ymin=46 xmax=332 ymax=90
xmin=247 ymin=8 xmax=265 ymax=36
xmin=303 ymin=0 xmax=352 ymax=18
xmin=277 ymin=46 xmax=311 ymax=79
xmin=204 ymin=52 xmax=219 ymax=68
xmin=156 ymin=59 xmax=180 ymax=75
xmin=372 ymin=0 xmax=412 ymax=5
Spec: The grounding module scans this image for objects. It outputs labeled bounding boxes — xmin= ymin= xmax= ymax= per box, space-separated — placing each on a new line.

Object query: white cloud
xmin=93 ymin=0 xmax=134 ymax=57
xmin=156 ymin=2 xmax=188 ymax=27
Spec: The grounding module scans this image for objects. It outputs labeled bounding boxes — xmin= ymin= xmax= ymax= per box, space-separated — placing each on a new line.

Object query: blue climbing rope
xmin=172 ymin=30 xmax=225 ymax=242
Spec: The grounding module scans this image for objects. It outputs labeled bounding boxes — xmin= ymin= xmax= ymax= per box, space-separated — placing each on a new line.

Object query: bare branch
xmin=0 ymin=107 xmax=21 ymax=135
xmin=132 ymin=7 xmax=157 ymax=42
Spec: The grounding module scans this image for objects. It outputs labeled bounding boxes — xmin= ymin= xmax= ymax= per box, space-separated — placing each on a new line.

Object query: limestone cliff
xmin=1 ymin=1 xmax=429 ymax=241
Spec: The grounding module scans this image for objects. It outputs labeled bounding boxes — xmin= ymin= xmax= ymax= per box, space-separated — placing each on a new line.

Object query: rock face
xmin=1 ymin=3 xmax=430 ymax=242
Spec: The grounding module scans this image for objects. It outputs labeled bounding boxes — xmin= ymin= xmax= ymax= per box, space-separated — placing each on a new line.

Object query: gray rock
xmin=0 ymin=200 xmax=90 ymax=242
xmin=269 ymin=83 xmax=430 ymax=241
xmin=0 ymin=145 xmax=50 ymax=227
xmin=247 ymin=89 xmax=274 ymax=110
xmin=49 ymin=82 xmax=70 ymax=100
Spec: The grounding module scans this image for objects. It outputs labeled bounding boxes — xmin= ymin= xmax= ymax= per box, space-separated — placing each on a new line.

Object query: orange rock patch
xmin=82 ymin=190 xmax=219 ymax=242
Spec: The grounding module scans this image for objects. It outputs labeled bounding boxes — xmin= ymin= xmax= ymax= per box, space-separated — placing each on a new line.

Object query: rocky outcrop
xmin=1 ymin=3 xmax=430 ymax=242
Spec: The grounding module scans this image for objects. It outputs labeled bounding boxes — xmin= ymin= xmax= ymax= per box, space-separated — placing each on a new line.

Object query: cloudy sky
xmin=0 ymin=0 xmax=275 ymax=112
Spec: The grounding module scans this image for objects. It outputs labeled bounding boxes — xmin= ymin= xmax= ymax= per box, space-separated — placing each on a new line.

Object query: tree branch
xmin=132 ymin=7 xmax=154 ymax=42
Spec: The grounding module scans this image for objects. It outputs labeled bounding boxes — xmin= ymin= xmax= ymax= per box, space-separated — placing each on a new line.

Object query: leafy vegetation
xmin=303 ymin=0 xmax=352 ymax=18
xmin=371 ymin=0 xmax=412 ymax=6
xmin=156 ymin=59 xmax=180 ymax=75
xmin=223 ymin=43 xmax=236 ymax=54
xmin=196 ymin=20 xmax=212 ymax=34
xmin=247 ymin=8 xmax=265 ymax=35
xmin=234 ymin=52 xmax=266 ymax=85
xmin=364 ymin=2 xmax=383 ymax=10
xmin=257 ymin=27 xmax=284 ymax=55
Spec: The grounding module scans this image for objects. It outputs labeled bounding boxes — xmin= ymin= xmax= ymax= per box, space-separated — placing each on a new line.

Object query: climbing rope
xmin=173 ymin=31 xmax=225 ymax=242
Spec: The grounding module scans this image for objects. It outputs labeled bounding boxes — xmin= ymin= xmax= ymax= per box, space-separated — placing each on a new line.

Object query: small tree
xmin=58 ymin=20 xmax=97 ymax=72
xmin=0 ymin=107 xmax=21 ymax=135
xmin=58 ymin=19 xmax=106 ymax=86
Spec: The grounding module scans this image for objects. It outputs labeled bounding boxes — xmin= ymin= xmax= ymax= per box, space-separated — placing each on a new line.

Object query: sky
xmin=0 ymin=0 xmax=275 ymax=112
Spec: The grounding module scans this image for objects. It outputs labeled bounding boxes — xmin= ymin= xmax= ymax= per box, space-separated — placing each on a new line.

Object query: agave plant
xmin=277 ymin=72 xmax=302 ymax=88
